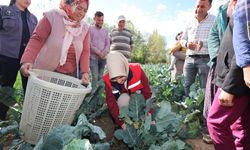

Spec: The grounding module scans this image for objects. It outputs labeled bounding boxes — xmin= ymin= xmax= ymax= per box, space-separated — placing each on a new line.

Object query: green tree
xmin=126 ymin=21 xmax=148 ymax=63
xmin=146 ymin=30 xmax=167 ymax=63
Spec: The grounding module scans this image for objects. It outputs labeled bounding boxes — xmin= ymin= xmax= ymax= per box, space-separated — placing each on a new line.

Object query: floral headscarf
xmin=59 ymin=0 xmax=89 ymax=18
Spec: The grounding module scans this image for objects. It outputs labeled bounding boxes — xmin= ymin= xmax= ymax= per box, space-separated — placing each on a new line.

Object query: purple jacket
xmin=0 ymin=5 xmax=37 ymax=59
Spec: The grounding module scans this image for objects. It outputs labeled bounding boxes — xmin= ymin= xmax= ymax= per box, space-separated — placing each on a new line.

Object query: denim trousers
xmin=90 ymin=57 xmax=106 ymax=84
xmin=207 ymin=89 xmax=250 ymax=150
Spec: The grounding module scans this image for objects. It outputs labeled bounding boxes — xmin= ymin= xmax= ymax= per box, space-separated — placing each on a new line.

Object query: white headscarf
xmin=106 ymin=51 xmax=129 ymax=80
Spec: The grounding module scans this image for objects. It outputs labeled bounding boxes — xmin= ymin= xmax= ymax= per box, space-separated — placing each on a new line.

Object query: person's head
xmin=227 ymin=0 xmax=237 ymax=17
xmin=10 ymin=0 xmax=31 ymax=11
xmin=117 ymin=15 xmax=126 ymax=31
xmin=60 ymin=0 xmax=89 ymax=22
xmin=9 ymin=0 xmax=16 ymax=5
xmin=175 ymin=31 xmax=183 ymax=41
xmin=194 ymin=0 xmax=212 ymax=20
xmin=106 ymin=51 xmax=129 ymax=84
xmin=94 ymin=11 xmax=104 ymax=28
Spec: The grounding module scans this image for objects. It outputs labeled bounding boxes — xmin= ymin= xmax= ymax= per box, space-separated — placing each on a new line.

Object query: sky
xmin=0 ymin=0 xmax=228 ymax=47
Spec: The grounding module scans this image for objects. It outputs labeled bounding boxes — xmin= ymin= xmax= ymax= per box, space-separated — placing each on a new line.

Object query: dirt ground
xmin=92 ymin=110 xmax=129 ymax=150
xmin=186 ymin=139 xmax=214 ymax=150
xmin=93 ymin=111 xmax=215 ymax=150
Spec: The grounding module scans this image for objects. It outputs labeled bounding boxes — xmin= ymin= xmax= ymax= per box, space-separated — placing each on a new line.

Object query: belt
xmin=188 ymin=54 xmax=209 ymax=58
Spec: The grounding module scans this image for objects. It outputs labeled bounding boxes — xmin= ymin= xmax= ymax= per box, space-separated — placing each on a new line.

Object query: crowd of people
xmin=0 ymin=0 xmax=250 ymax=149
xmin=168 ymin=0 xmax=250 ymax=149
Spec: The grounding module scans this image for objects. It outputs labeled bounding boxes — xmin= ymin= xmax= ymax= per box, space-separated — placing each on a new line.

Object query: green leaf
xmin=114 ymin=125 xmax=138 ymax=148
xmin=128 ymin=94 xmax=146 ymax=122
xmin=113 ymin=129 xmax=124 ymax=140
xmin=155 ymin=102 xmax=181 ymax=133
xmin=63 ymin=139 xmax=93 ymax=150
xmin=157 ymin=101 xmax=172 ymax=119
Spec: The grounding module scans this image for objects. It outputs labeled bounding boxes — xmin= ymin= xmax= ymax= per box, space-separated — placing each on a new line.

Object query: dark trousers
xmin=0 ymin=55 xmax=27 ymax=120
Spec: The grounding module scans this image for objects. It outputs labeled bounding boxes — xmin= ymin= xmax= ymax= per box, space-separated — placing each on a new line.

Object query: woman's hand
xmin=81 ymin=72 xmax=89 ymax=85
xmin=218 ymin=88 xmax=234 ymax=107
xmin=20 ymin=63 xmax=33 ymax=77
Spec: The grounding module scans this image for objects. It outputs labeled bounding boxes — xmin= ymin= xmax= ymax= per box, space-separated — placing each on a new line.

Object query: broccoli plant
xmin=33 ymin=114 xmax=109 ymax=150
xmin=114 ymin=93 xmax=190 ymax=150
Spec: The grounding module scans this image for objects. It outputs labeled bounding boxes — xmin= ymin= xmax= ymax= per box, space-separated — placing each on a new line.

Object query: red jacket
xmin=103 ymin=63 xmax=152 ymax=126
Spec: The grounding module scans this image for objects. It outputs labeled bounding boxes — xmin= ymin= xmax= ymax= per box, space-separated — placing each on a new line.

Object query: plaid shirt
xmin=181 ymin=14 xmax=215 ymax=55
xmin=233 ymin=0 xmax=250 ymax=67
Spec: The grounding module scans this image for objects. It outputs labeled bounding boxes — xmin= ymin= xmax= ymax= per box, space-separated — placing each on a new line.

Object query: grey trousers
xmin=183 ymin=55 xmax=209 ymax=96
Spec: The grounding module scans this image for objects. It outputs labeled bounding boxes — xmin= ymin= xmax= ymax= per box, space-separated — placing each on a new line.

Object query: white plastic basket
xmin=19 ymin=69 xmax=91 ymax=144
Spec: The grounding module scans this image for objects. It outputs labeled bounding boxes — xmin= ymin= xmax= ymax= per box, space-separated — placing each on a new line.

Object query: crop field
xmin=0 ymin=64 xmax=213 ymax=150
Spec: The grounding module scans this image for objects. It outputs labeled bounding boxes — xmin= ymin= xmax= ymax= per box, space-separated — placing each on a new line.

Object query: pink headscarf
xmin=59 ymin=0 xmax=89 ymax=19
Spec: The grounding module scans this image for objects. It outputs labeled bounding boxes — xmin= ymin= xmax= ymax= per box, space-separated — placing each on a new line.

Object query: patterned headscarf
xmin=59 ymin=0 xmax=89 ymax=18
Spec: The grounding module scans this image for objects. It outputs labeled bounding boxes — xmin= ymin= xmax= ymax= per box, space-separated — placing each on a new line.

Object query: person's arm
xmin=80 ymin=31 xmax=90 ymax=73
xmin=140 ymin=67 xmax=155 ymax=115
xmin=104 ymin=81 xmax=124 ymax=126
xmin=80 ymin=31 xmax=90 ymax=84
xmin=102 ymin=30 xmax=110 ymax=54
xmin=208 ymin=17 xmax=221 ymax=65
xmin=20 ymin=16 xmax=51 ymax=64
xmin=233 ymin=2 xmax=250 ymax=67
xmin=233 ymin=1 xmax=250 ymax=87
xmin=140 ymin=68 xmax=152 ymax=100
xmin=130 ymin=31 xmax=134 ymax=51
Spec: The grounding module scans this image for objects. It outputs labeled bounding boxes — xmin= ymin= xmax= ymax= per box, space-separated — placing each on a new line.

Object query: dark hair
xmin=201 ymin=0 xmax=212 ymax=5
xmin=9 ymin=0 xmax=16 ymax=6
xmin=95 ymin=11 xmax=104 ymax=17
xmin=175 ymin=31 xmax=183 ymax=41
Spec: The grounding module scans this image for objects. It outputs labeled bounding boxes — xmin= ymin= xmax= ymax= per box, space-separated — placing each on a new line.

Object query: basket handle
xmin=28 ymin=70 xmax=37 ymax=77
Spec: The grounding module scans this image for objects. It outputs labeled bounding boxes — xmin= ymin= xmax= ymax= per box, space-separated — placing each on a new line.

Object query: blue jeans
xmin=90 ymin=57 xmax=106 ymax=85
xmin=183 ymin=55 xmax=209 ymax=96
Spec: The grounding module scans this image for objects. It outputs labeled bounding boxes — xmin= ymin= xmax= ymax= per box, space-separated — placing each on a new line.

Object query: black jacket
xmin=214 ymin=17 xmax=250 ymax=96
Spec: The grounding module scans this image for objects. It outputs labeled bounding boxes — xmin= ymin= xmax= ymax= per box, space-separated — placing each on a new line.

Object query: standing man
xmin=110 ymin=15 xmax=133 ymax=61
xmin=89 ymin=11 xmax=110 ymax=86
xmin=181 ymin=0 xmax=215 ymax=96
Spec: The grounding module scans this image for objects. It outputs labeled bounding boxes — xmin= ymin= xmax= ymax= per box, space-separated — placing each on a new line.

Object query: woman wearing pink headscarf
xmin=20 ymin=0 xmax=90 ymax=85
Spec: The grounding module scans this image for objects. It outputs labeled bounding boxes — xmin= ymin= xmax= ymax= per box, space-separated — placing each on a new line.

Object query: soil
xmin=186 ymin=138 xmax=214 ymax=150
xmin=92 ymin=110 xmax=129 ymax=150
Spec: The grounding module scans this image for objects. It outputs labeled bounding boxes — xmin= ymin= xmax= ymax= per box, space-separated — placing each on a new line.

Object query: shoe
xmin=202 ymin=133 xmax=213 ymax=144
